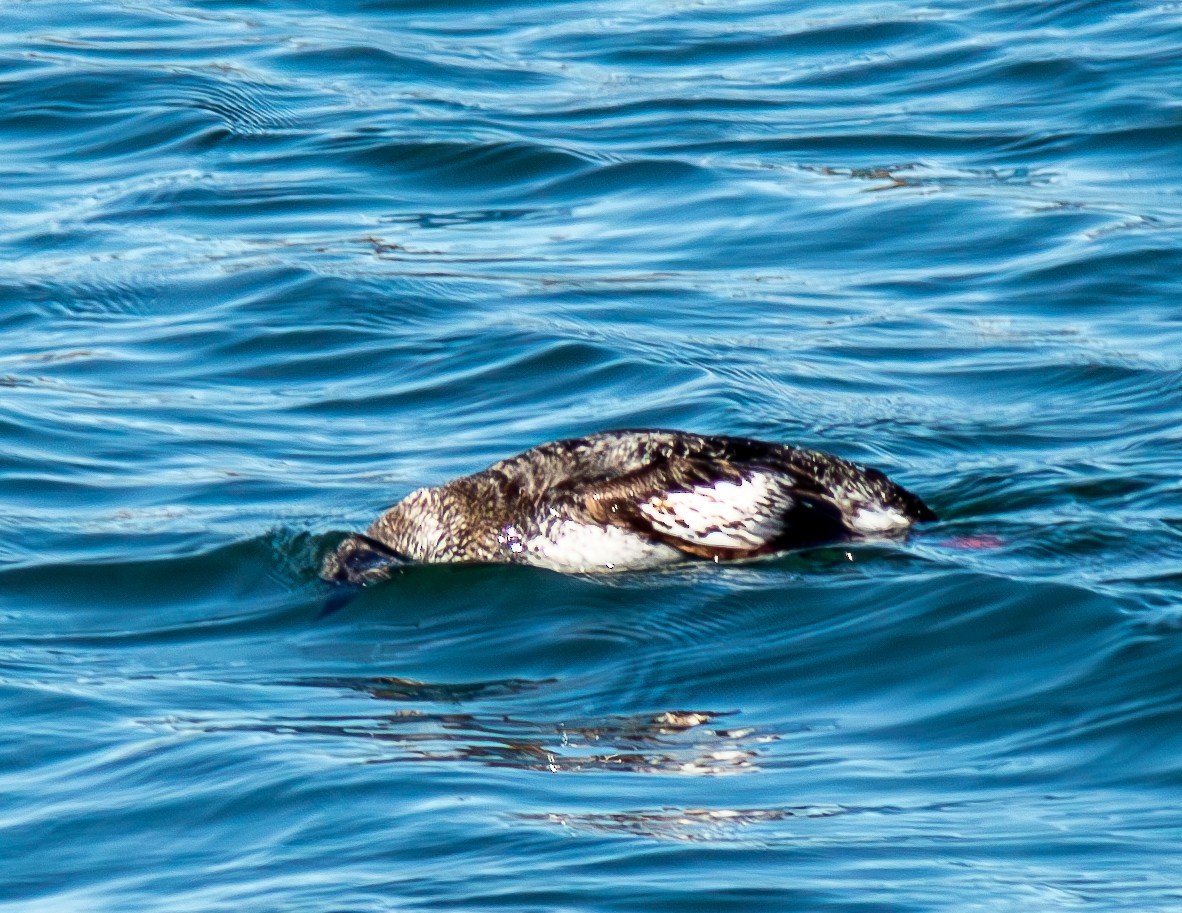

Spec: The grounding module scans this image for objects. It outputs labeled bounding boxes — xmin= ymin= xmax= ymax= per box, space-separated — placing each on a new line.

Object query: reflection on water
xmin=180 ymin=675 xmax=782 ymax=775
xmin=522 ymin=805 xmax=849 ymax=842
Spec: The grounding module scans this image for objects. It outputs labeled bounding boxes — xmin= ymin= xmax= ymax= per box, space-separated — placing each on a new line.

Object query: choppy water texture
xmin=3 ymin=1 xmax=1182 ymax=910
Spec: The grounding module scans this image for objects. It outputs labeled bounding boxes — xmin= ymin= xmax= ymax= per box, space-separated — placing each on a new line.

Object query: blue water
xmin=4 ymin=1 xmax=1182 ymax=909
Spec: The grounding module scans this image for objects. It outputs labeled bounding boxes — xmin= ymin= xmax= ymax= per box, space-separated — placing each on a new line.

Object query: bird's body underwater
xmin=321 ymin=429 xmax=936 ymax=584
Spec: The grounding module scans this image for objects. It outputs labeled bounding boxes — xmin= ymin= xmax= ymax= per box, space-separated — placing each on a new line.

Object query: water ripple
xmin=4 ymin=0 xmax=1182 ymax=909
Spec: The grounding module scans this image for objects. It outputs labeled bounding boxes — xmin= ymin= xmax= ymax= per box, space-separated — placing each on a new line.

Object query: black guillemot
xmin=322 ymin=429 xmax=936 ymax=583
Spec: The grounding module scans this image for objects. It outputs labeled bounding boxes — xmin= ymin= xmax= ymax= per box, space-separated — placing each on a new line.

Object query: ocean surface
xmin=3 ymin=1 xmax=1182 ymax=910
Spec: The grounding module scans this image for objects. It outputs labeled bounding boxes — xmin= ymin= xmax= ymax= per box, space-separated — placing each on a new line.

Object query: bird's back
xmin=324 ymin=429 xmax=936 ymax=580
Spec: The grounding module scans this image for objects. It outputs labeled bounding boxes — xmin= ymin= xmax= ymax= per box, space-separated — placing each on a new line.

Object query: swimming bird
xmin=321 ymin=429 xmax=936 ymax=583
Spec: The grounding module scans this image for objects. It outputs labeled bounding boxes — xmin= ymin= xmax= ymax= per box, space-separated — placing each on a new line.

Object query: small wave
xmin=167 ymin=69 xmax=304 ymax=136
xmin=334 ymin=138 xmax=591 ymax=193
xmin=20 ymin=275 xmax=158 ymax=322
xmin=276 ymin=44 xmax=556 ymax=92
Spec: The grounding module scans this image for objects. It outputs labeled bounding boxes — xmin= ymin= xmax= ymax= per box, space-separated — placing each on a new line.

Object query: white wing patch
xmin=849 ymin=506 xmax=911 ymax=533
xmin=526 ymin=521 xmax=682 ymax=572
xmin=827 ymin=477 xmax=914 ymax=534
xmin=637 ymin=473 xmax=789 ymax=549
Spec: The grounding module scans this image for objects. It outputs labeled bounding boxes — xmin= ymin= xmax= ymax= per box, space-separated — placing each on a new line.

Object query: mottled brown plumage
xmin=321 ymin=429 xmax=936 ymax=583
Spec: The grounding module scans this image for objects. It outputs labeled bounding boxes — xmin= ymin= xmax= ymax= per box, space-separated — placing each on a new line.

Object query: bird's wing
xmin=581 ymin=456 xmax=848 ymax=560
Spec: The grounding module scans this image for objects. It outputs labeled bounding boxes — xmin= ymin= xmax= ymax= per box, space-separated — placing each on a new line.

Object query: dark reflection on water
xmin=192 ymin=699 xmax=774 ymax=775
xmin=4 ymin=0 xmax=1182 ymax=910
xmin=521 ymin=804 xmax=849 ymax=842
xmin=286 ymin=674 xmax=559 ymax=702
